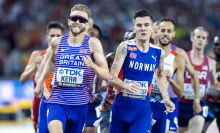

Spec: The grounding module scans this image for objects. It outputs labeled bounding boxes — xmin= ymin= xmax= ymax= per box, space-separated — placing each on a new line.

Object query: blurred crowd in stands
xmin=0 ymin=0 xmax=219 ymax=77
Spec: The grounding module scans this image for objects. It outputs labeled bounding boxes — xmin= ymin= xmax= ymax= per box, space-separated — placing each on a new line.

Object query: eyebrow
xmin=136 ymin=22 xmax=150 ymax=25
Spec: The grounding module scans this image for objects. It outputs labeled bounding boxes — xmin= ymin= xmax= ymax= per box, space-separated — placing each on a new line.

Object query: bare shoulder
xmin=175 ymin=47 xmax=186 ymax=56
xmin=208 ymin=57 xmax=216 ymax=65
xmin=88 ymin=37 xmax=100 ymax=45
xmin=88 ymin=37 xmax=102 ymax=53
xmin=51 ymin=37 xmax=62 ymax=50
xmin=30 ymin=50 xmax=40 ymax=59
xmin=116 ymin=41 xmax=128 ymax=54
xmin=175 ymin=54 xmax=185 ymax=65
xmin=175 ymin=47 xmax=191 ymax=62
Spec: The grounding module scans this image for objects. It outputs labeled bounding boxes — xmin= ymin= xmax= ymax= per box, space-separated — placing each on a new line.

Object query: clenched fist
xmin=82 ymin=55 xmax=95 ymax=68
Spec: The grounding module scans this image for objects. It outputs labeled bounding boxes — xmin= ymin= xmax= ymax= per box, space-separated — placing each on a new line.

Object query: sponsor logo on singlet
xmin=129 ymin=61 xmax=156 ymax=72
xmin=186 ymin=71 xmax=208 ymax=80
xmin=59 ymin=54 xmax=85 ymax=66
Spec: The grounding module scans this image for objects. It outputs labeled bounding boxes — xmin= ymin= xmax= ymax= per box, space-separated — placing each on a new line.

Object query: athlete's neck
xmin=134 ymin=38 xmax=150 ymax=53
xmin=68 ymin=31 xmax=85 ymax=47
xmin=191 ymin=46 xmax=204 ymax=59
xmin=157 ymin=43 xmax=171 ymax=57
xmin=154 ymin=38 xmax=159 ymax=46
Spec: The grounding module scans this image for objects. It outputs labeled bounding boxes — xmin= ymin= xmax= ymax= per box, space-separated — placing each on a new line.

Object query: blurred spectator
xmin=0 ymin=0 xmax=219 ymax=77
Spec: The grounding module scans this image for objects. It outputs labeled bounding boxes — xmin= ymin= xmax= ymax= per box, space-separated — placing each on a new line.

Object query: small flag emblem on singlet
xmin=202 ymin=65 xmax=208 ymax=70
xmin=130 ymin=53 xmax=137 ymax=59
xmin=80 ymin=49 xmax=87 ymax=53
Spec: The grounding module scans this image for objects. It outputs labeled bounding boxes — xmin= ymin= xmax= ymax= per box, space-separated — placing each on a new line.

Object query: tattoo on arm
xmin=159 ymin=62 xmax=163 ymax=73
xmin=120 ymin=47 xmax=127 ymax=55
xmin=112 ymin=64 xmax=117 ymax=69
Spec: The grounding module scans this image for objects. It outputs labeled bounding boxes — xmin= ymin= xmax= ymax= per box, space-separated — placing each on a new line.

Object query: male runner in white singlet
xmin=150 ymin=17 xmax=185 ymax=133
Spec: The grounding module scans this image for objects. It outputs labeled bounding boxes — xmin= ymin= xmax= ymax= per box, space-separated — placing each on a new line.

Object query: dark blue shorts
xmin=166 ymin=98 xmax=179 ymax=132
xmin=150 ymin=102 xmax=168 ymax=133
xmin=38 ymin=96 xmax=49 ymax=133
xmin=85 ymin=103 xmax=101 ymax=127
xmin=178 ymin=101 xmax=208 ymax=127
xmin=47 ymin=103 xmax=88 ymax=133
xmin=110 ymin=92 xmax=152 ymax=133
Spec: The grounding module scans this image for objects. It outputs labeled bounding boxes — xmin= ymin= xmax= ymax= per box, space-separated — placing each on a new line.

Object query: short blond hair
xmin=191 ymin=26 xmax=209 ymax=39
xmin=71 ymin=4 xmax=91 ymax=18
xmin=87 ymin=17 xmax=94 ymax=32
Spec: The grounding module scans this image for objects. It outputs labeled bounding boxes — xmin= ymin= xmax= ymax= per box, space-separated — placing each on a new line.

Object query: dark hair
xmin=47 ymin=22 xmax=64 ymax=34
xmin=93 ymin=24 xmax=102 ymax=39
xmin=159 ymin=17 xmax=176 ymax=27
xmin=133 ymin=9 xmax=153 ymax=24
xmin=124 ymin=31 xmax=136 ymax=41
xmin=153 ymin=21 xmax=160 ymax=26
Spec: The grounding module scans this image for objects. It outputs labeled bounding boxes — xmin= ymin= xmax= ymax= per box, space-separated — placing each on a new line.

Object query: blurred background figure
xmin=0 ymin=0 xmax=219 ymax=133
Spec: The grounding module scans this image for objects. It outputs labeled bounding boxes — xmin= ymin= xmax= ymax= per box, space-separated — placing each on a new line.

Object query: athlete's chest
xmin=126 ymin=48 xmax=159 ymax=72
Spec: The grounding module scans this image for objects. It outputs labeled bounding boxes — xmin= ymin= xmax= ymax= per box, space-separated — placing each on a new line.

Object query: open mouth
xmin=141 ymin=33 xmax=146 ymax=36
xmin=162 ymin=37 xmax=169 ymax=41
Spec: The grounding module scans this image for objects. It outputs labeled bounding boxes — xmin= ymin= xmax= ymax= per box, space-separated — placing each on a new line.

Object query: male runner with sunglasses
xmin=34 ymin=4 xmax=109 ymax=133
xmin=20 ymin=22 xmax=63 ymax=133
xmin=108 ymin=9 xmax=175 ymax=133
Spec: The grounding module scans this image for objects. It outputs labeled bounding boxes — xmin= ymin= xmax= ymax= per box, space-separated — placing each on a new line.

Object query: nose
xmin=75 ymin=19 xmax=80 ymax=23
xmin=140 ymin=25 xmax=146 ymax=31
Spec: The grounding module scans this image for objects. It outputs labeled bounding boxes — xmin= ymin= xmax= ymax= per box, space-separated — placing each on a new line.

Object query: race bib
xmin=151 ymin=78 xmax=161 ymax=94
xmin=183 ymin=83 xmax=205 ymax=100
xmin=95 ymin=105 xmax=102 ymax=118
xmin=202 ymin=106 xmax=208 ymax=117
xmin=121 ymin=79 xmax=148 ymax=96
xmin=56 ymin=68 xmax=84 ymax=88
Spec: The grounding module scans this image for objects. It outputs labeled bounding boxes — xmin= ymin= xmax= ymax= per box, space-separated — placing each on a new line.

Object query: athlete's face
xmin=46 ymin=28 xmax=63 ymax=47
xmin=213 ymin=36 xmax=220 ymax=57
xmin=88 ymin=27 xmax=99 ymax=39
xmin=151 ymin=25 xmax=159 ymax=43
xmin=133 ymin=16 xmax=153 ymax=41
xmin=68 ymin=10 xmax=89 ymax=35
xmin=191 ymin=29 xmax=208 ymax=50
xmin=158 ymin=21 xmax=175 ymax=46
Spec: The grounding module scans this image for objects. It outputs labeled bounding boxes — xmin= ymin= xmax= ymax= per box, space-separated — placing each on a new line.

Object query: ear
xmin=151 ymin=26 xmax=154 ymax=33
xmin=67 ymin=19 xmax=71 ymax=25
xmin=133 ymin=27 xmax=136 ymax=33
xmin=173 ymin=31 xmax=176 ymax=38
xmin=190 ymin=35 xmax=194 ymax=42
xmin=205 ymin=38 xmax=208 ymax=45
xmin=46 ymin=35 xmax=49 ymax=41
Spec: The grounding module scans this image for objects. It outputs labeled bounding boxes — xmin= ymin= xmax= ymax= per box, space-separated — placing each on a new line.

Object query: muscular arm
xmin=89 ymin=38 xmax=109 ymax=81
xmin=34 ymin=37 xmax=59 ymax=98
xmin=35 ymin=47 xmax=53 ymax=84
xmin=176 ymin=48 xmax=200 ymax=101
xmin=20 ymin=51 xmax=41 ymax=83
xmin=108 ymin=42 xmax=140 ymax=94
xmin=98 ymin=80 xmax=108 ymax=92
xmin=155 ymin=49 xmax=170 ymax=100
xmin=209 ymin=58 xmax=220 ymax=92
xmin=155 ymin=49 xmax=175 ymax=113
xmin=167 ymin=55 xmax=185 ymax=98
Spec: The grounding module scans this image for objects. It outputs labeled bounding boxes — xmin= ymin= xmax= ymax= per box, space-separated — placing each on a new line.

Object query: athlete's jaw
xmin=69 ymin=23 xmax=86 ymax=35
xmin=159 ymin=36 xmax=171 ymax=46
